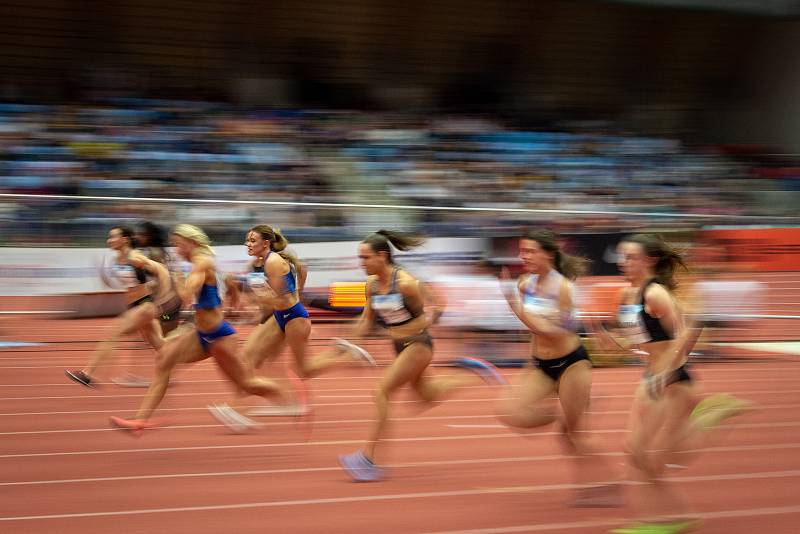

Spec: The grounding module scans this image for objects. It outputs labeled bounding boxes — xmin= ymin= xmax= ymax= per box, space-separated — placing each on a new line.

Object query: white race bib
xmin=522 ymin=294 xmax=560 ymax=318
xmin=246 ymin=271 xmax=267 ymax=289
xmin=618 ymin=304 xmax=650 ymax=345
xmin=371 ymin=293 xmax=412 ymax=325
xmin=111 ymin=265 xmax=139 ymax=289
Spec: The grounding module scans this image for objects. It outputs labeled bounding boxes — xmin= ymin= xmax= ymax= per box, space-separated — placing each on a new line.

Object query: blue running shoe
xmin=453 ymin=356 xmax=508 ymax=386
xmin=338 ymin=450 xmax=384 ymax=482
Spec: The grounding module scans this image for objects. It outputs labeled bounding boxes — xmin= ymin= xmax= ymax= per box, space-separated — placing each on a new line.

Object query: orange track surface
xmin=0 ymin=318 xmax=798 ymax=533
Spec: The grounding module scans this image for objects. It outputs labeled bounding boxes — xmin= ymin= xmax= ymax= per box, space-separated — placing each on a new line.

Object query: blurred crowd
xmin=1 ymin=98 xmax=797 ymax=246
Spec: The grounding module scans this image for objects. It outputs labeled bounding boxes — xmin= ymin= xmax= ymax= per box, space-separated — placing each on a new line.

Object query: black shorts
xmin=128 ymin=295 xmax=153 ymax=309
xmin=674 ymin=363 xmax=692 ymax=383
xmin=129 ymin=294 xmax=181 ymax=324
xmin=393 ymin=331 xmax=434 ymax=356
xmin=644 ymin=363 xmax=693 ymax=386
xmin=158 ymin=297 xmax=183 ymax=323
xmin=534 ymin=345 xmax=591 ymax=382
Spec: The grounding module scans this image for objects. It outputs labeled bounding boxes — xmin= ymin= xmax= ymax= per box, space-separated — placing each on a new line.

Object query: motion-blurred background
xmin=1 ymin=0 xmax=798 ymax=355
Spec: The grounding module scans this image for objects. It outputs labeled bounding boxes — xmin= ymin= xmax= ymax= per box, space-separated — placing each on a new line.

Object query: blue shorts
xmin=197 ymin=321 xmax=236 ymax=353
xmin=273 ymin=301 xmax=309 ymax=332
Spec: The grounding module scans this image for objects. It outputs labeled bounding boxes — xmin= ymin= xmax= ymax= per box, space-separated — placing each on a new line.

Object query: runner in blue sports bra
xmin=208 ymin=224 xmax=375 ymax=430
xmin=606 ymin=233 xmax=750 ymax=534
xmin=338 ymin=230 xmax=506 ymax=482
xmin=109 ymin=224 xmax=288 ymax=434
xmin=498 ymin=229 xmax=620 ymax=507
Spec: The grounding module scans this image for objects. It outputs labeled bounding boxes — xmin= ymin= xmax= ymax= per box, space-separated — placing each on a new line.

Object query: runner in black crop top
xmin=66 ymin=224 xmax=177 ymax=389
xmin=338 ymin=230 xmax=506 ymax=483
xmin=608 ymin=234 xmax=752 ymax=532
xmin=615 ymin=278 xmax=675 ymax=346
xmin=370 ymin=267 xmax=424 ymax=329
xmin=638 ymin=279 xmax=673 ymax=343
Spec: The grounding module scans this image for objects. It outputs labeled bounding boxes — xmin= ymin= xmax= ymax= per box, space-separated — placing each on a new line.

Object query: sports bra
xmin=370 ymin=268 xmax=423 ymax=328
xmin=519 ymin=270 xmax=577 ymax=331
xmin=195 ymin=283 xmax=222 ymax=310
xmin=259 ymin=252 xmax=298 ymax=294
xmin=617 ymin=279 xmax=673 ymax=344
xmin=111 ymin=253 xmax=147 ymax=289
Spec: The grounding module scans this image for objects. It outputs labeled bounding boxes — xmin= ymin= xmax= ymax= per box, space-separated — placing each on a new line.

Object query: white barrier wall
xmin=0 ymin=237 xmax=488 ymax=296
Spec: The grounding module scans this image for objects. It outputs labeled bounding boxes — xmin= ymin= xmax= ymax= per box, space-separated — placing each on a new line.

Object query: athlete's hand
xmin=95 ymin=255 xmax=119 ymax=289
xmin=644 ymin=369 xmax=678 ymax=400
xmin=499 ymin=267 xmax=518 ymax=305
xmin=589 ymin=318 xmax=618 ymax=352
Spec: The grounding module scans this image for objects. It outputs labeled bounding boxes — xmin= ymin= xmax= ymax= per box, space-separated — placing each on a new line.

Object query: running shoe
xmin=611 ymin=519 xmax=702 ymax=534
xmin=108 ymin=416 xmax=161 ymax=437
xmin=690 ymin=394 xmax=752 ymax=431
xmin=65 ymin=369 xmax=94 ymax=388
xmin=286 ymin=369 xmax=314 ymax=441
xmin=452 ymin=356 xmax=508 ymax=386
xmin=338 ymin=450 xmax=384 ymax=482
xmin=247 ymin=404 xmax=312 ymax=417
xmin=333 ymin=338 xmax=377 ymax=366
xmin=111 ymin=373 xmax=151 ymax=388
xmin=207 ymin=402 xmax=261 ymax=434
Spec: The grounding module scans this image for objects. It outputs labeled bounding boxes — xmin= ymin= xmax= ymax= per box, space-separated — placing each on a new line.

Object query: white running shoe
xmin=247 ymin=403 xmax=312 ymax=417
xmin=333 ymin=338 xmax=377 ymax=366
xmin=208 ymin=402 xmax=261 ymax=434
xmin=111 ymin=374 xmax=151 ymax=388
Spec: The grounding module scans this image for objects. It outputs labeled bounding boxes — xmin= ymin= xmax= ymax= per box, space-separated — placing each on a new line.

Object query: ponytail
xmin=622 ymin=233 xmax=687 ymax=290
xmin=363 ymin=229 xmax=426 ymax=263
xmin=250 ymin=224 xmax=300 ymax=274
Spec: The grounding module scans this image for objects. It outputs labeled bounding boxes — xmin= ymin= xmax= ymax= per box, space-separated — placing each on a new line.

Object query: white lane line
xmin=0 ymin=433 xmax=526 ymax=459
xmin=3 ymin=387 xmax=800 ymax=402
xmin=2 ymin=470 xmax=800 ymax=522
xmin=0 ymin=417 xmax=793 ymax=438
xmin=0 ymin=399 xmax=788 ymax=436
xmin=0 ymin=393 xmax=505 ymax=402
xmin=1 ymin=420 xmax=797 ymax=458
xmin=3 ymin=403 xmax=798 ymax=419
xmin=3 ymin=374 xmax=800 ymax=388
xmin=0 ymin=454 xmax=573 ymax=487
xmin=5 ymin=441 xmax=800 ymax=487
xmin=6 ymin=442 xmax=800 ymax=488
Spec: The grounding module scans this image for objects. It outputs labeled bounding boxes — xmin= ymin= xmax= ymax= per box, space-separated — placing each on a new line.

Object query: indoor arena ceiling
xmin=613 ymin=0 xmax=800 ymax=16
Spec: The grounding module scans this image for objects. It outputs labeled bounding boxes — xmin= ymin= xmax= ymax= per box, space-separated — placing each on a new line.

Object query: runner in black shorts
xmin=337 ymin=230 xmax=507 ymax=482
xmin=602 ymin=234 xmax=750 ymax=534
xmin=65 ymin=222 xmax=180 ymax=388
xmin=498 ymin=229 xmax=621 ymax=507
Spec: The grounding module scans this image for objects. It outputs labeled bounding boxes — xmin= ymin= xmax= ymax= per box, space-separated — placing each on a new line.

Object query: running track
xmin=0 ymin=319 xmax=798 ymax=533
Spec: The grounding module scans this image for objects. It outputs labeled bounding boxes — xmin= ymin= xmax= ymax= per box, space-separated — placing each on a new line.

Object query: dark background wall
xmin=0 ymin=0 xmax=797 ymax=147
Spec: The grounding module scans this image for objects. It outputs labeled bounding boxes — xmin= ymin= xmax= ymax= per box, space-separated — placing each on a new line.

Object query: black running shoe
xmin=65 ymin=369 xmax=94 ymax=388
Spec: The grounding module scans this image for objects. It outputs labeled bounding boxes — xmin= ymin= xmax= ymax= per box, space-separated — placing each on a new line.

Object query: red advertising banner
xmin=703 ymin=228 xmax=800 ymax=271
